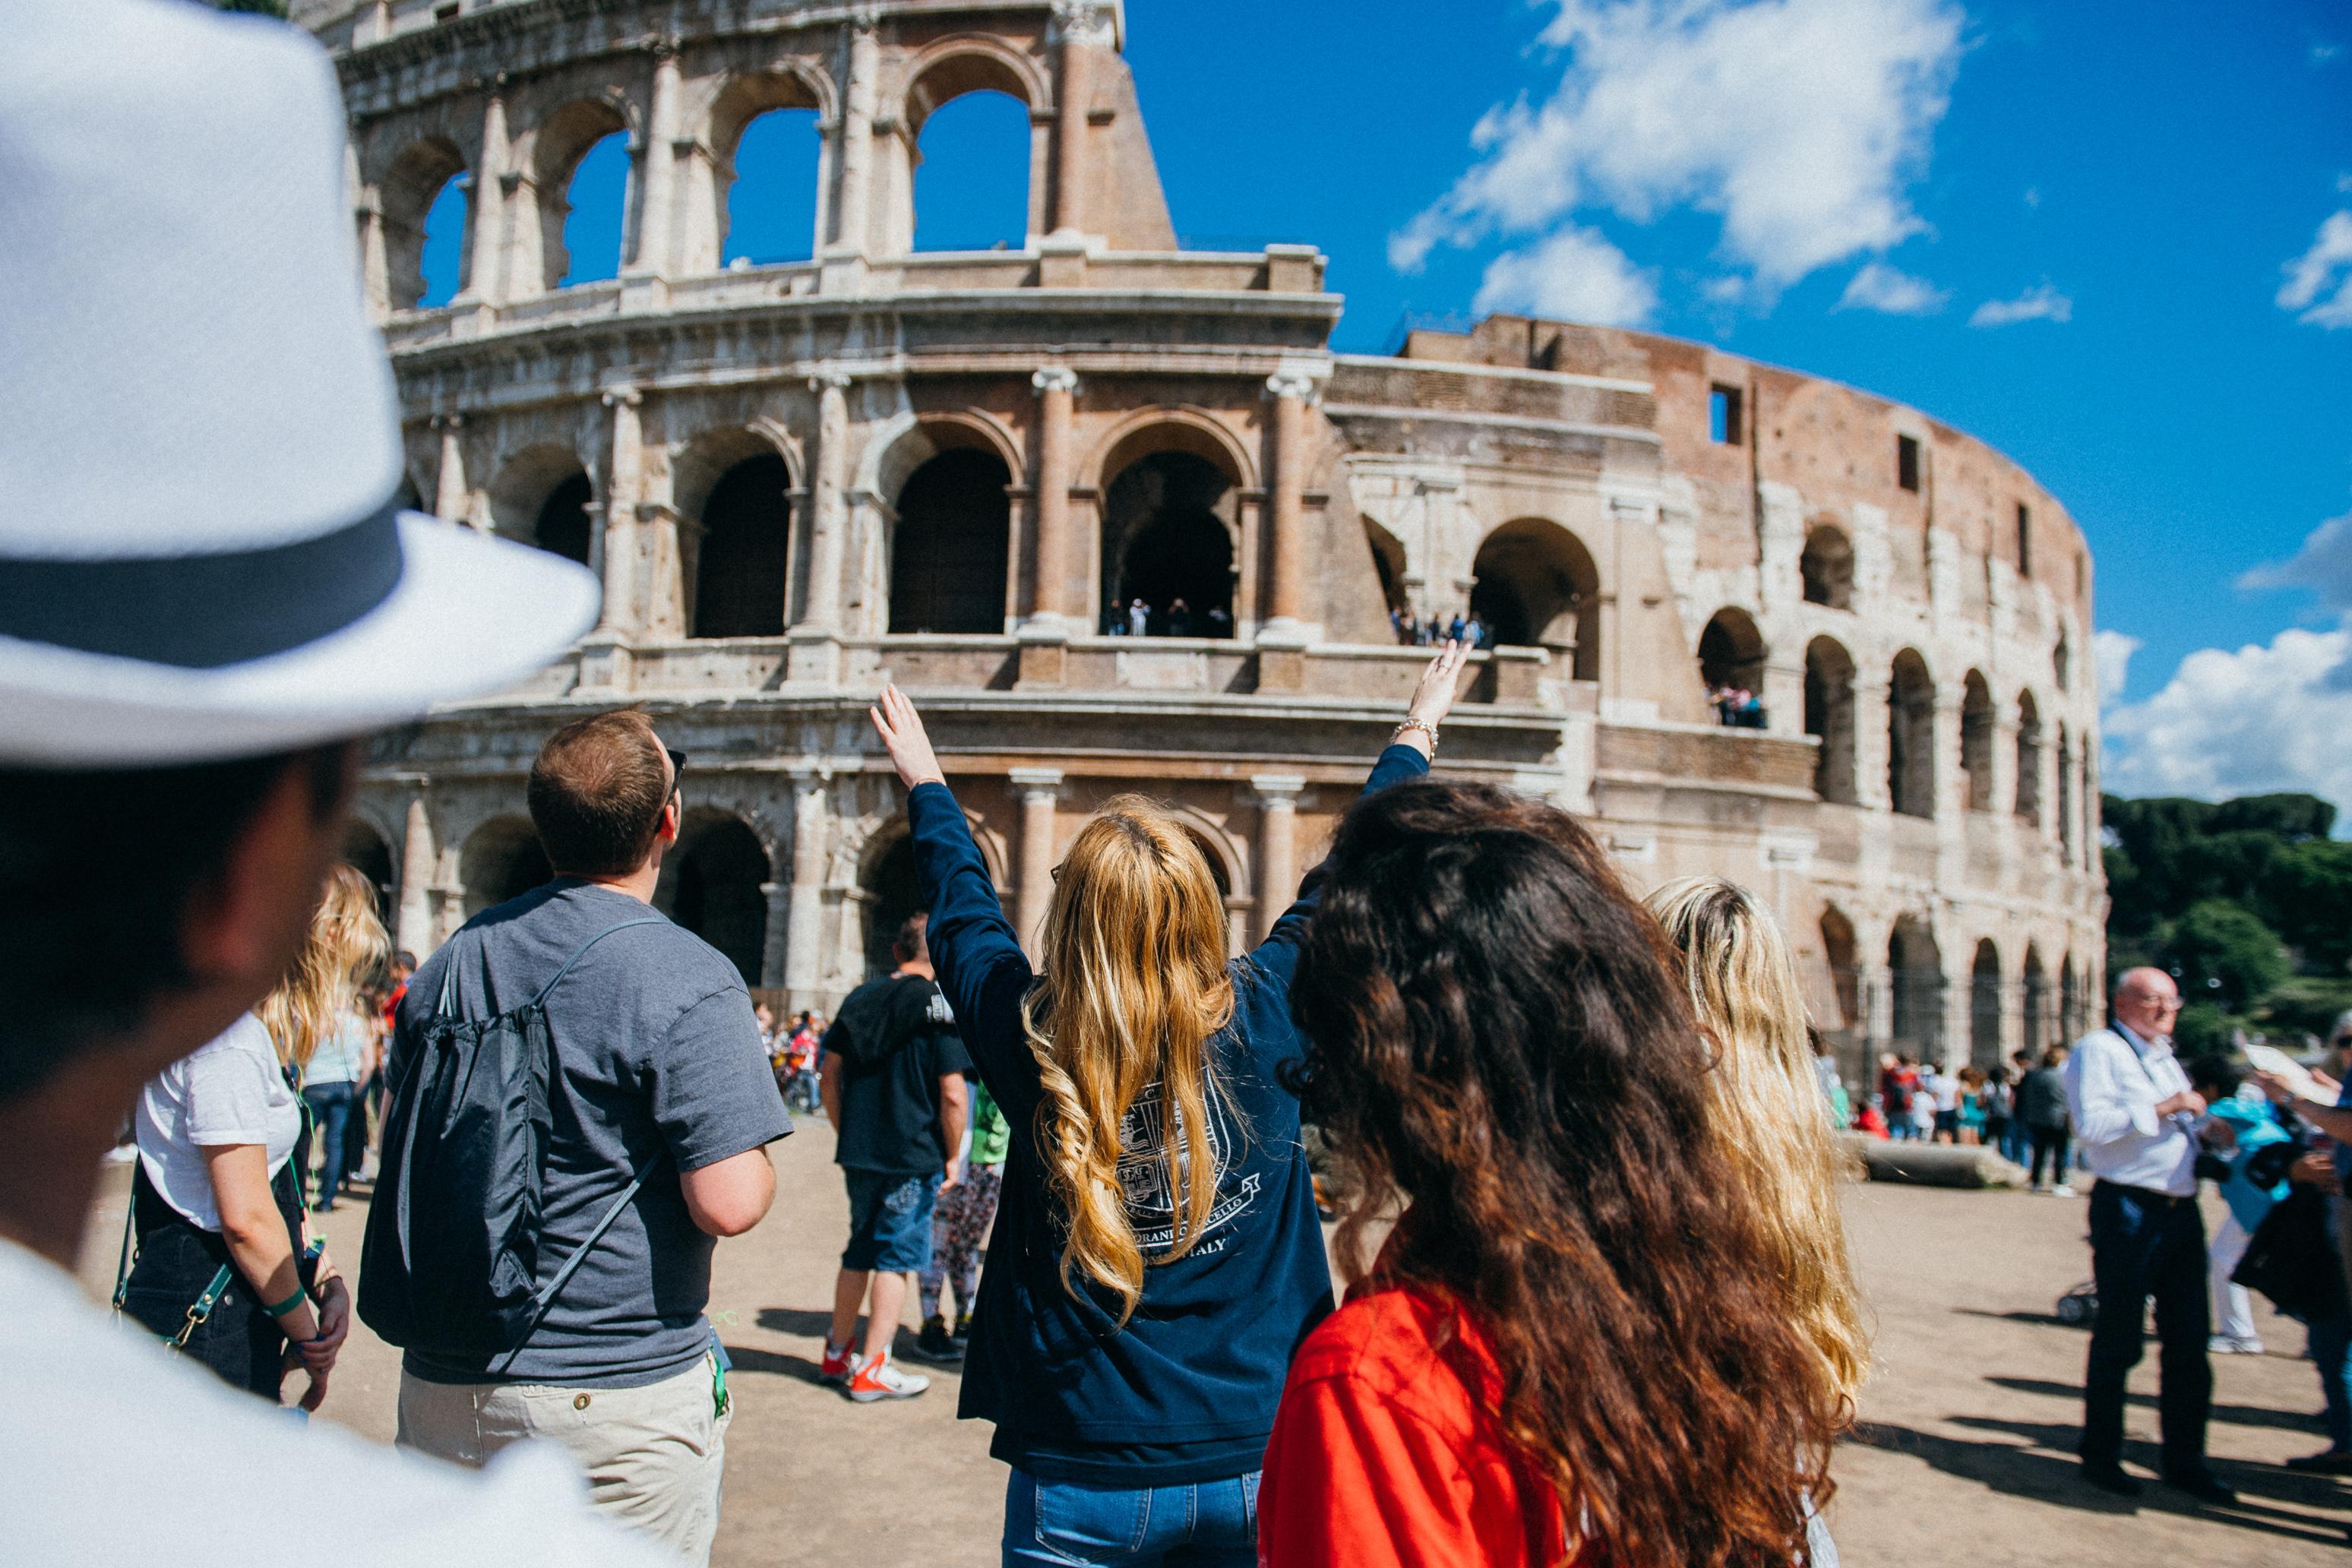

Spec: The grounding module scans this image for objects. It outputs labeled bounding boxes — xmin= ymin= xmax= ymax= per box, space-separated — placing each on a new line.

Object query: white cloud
xmin=2093 ymin=629 xmax=2139 ymax=705
xmin=2278 ymin=210 xmax=2352 ymax=329
xmin=1835 ymin=260 xmax=1949 ymax=314
xmin=2240 ymin=507 xmax=2352 ymax=611
xmin=2315 ymin=43 xmax=2341 ymax=65
xmin=1393 ymin=0 xmax=1965 ymax=302
xmin=2101 ymin=626 xmax=2352 ymax=810
xmin=1968 ymin=283 xmax=2072 ymax=327
xmin=1473 ymin=224 xmax=1660 ymax=324
xmin=2022 ymin=185 xmax=2041 ymax=208
xmin=2105 ymin=508 xmax=2352 ymax=812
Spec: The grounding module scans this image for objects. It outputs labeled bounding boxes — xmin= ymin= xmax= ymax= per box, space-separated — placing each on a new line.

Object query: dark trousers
xmin=302 ymin=1080 xmax=356 ymax=1209
xmin=2082 ymin=1181 xmax=2211 ymax=1475
xmin=2030 ymin=1127 xmax=2071 ymax=1186
xmin=120 ymin=1162 xmax=299 ymax=1399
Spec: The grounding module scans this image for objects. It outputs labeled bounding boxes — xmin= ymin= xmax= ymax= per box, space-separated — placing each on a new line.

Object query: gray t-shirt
xmin=397 ymin=880 xmax=791 ymax=1389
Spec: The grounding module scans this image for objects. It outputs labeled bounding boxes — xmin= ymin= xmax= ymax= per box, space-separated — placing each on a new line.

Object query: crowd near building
xmin=300 ymin=0 xmax=2107 ymax=1096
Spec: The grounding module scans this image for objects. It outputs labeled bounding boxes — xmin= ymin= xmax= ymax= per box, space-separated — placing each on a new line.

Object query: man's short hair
xmin=394 ymin=950 xmax=418 ymax=972
xmin=527 ymin=709 xmax=671 ymax=877
xmin=0 ymin=747 xmax=347 ymax=1101
xmin=892 ymin=912 xmax=929 ymax=965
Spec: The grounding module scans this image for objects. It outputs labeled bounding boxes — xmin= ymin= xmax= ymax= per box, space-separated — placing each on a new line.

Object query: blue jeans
xmin=2083 ymin=1181 xmax=2211 ymax=1475
xmin=2308 ymin=1313 xmax=2352 ymax=1452
xmin=301 ymin=1080 xmax=356 ymax=1210
xmin=1003 ymin=1469 xmax=1257 ymax=1567
xmin=841 ymin=1169 xmax=941 ymax=1274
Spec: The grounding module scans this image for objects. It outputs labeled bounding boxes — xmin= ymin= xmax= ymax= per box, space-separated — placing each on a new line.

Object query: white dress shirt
xmin=2063 ymin=1022 xmax=2199 ymax=1197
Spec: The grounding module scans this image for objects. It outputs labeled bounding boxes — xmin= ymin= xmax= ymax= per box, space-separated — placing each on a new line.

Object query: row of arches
xmin=1797 ymin=520 xmax=2074 ymax=693
xmin=382 ymin=54 xmax=1038 ymax=309
xmin=1816 ymin=905 xmax=2095 ymax=1084
xmin=1361 ymin=515 xmax=1604 ymax=678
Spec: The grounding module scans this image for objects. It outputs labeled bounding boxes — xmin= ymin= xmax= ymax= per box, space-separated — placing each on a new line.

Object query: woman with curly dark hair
xmin=1260 ymin=780 xmax=1849 ymax=1567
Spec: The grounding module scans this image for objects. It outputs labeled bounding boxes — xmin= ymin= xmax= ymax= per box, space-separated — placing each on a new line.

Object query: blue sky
xmin=422 ymin=0 xmax=2351 ymax=808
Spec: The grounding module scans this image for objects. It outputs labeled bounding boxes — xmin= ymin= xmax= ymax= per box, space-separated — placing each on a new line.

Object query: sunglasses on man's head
xmin=664 ymin=748 xmax=688 ymax=806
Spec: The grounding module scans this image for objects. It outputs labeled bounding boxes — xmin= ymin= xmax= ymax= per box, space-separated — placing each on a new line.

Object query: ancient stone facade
xmin=305 ymin=0 xmax=2107 ymax=1088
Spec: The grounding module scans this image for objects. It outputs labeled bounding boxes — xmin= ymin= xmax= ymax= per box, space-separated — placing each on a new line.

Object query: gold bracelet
xmin=1391 ymin=719 xmax=1438 ymax=757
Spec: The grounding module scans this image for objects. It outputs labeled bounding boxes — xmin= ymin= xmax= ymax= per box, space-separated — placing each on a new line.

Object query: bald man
xmin=2063 ymin=968 xmax=2232 ymax=1503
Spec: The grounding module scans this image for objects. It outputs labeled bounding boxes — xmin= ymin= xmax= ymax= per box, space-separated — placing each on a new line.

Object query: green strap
xmin=109 ymin=1168 xmax=136 ymax=1314
xmin=169 ymin=1266 xmax=236 ymax=1351
xmin=260 ymin=1285 xmax=308 ymax=1319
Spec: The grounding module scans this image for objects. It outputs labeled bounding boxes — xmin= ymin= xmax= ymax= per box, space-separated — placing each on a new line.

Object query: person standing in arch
xmin=867 ymin=643 xmax=1468 ymax=1568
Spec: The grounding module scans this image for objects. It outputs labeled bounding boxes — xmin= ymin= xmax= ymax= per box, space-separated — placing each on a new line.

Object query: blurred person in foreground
xmin=1259 ymin=782 xmax=1845 ymax=1566
xmin=0 ymin=2 xmax=668 ymax=1562
xmin=1650 ymin=877 xmax=1870 ymax=1566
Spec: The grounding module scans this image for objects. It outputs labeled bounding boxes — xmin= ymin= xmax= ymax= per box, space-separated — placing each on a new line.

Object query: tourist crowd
xmin=6 ymin=7 xmax=2350 ymax=1566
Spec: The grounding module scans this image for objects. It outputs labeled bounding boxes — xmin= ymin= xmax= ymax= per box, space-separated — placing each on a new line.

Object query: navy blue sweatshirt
xmin=907 ymin=744 xmax=1431 ymax=1486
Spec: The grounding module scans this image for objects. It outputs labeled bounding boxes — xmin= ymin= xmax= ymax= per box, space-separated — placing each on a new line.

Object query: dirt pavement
xmin=84 ymin=1126 xmax=2352 ymax=1566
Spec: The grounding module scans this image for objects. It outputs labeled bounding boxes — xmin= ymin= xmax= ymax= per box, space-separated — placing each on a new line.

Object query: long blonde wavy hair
xmin=1646 ymin=876 xmax=1870 ymax=1412
xmin=260 ymin=862 xmax=390 ymax=1073
xmin=1019 ymin=796 xmax=1235 ymax=1325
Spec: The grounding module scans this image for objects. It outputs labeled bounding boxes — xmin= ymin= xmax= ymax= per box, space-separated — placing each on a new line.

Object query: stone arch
xmin=1969 ymin=937 xmax=2003 ymax=1070
xmin=857 ymin=817 xmax=922 ymax=981
xmin=1887 ymin=649 xmax=1936 ymax=820
xmin=2060 ymin=953 xmax=2083 ymax=1041
xmin=2015 ymin=690 xmax=2044 ymax=823
xmin=2054 ymin=628 xmax=2072 ymax=693
xmin=486 ymin=443 xmax=593 ymax=564
xmin=2022 ymin=944 xmax=2050 ymax=1057
xmin=342 ymin=817 xmax=397 ymax=924
xmin=381 ymin=137 xmax=469 ymax=310
xmin=529 ymin=97 xmax=633 ymax=292
xmin=1083 ymin=407 xmax=1258 ymax=496
xmin=707 ymin=68 xmax=832 ymax=270
xmin=1469 ymin=519 xmax=1601 ymax=680
xmin=1100 ymin=451 xmax=1238 ymax=637
xmin=676 ymin=427 xmax=797 ymax=639
xmin=896 ymin=35 xmax=1052 ymax=139
xmin=866 ymin=413 xmax=1021 ymax=636
xmin=1817 ymin=903 xmax=1863 ymax=1086
xmin=654 ymin=808 xmax=772 ymax=986
xmin=1696 ymin=607 xmax=1766 ymax=700
xmin=1960 ymin=669 xmax=1995 ymax=812
xmin=1888 ymin=915 xmax=1945 ymax=1061
xmin=1800 ymin=521 xmax=1854 ymax=609
xmin=1804 ymin=636 xmax=1858 ymax=805
xmin=460 ymin=815 xmax=551 ymax=918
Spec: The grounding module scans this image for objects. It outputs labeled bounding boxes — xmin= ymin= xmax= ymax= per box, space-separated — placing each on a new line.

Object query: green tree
xmin=2261 ymin=839 xmax=2352 ymax=973
xmin=2162 ymin=899 xmax=2290 ymax=1011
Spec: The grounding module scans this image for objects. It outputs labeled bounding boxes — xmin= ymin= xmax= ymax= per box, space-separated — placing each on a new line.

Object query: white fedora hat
xmin=0 ymin=0 xmax=599 ymax=769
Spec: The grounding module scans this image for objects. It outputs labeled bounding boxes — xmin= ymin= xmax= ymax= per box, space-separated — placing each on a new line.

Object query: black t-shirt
xmin=825 ymin=972 xmax=972 ymax=1175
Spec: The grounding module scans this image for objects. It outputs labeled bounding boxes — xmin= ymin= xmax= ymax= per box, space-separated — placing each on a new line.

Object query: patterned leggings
xmin=918 ymin=1160 xmax=1003 ymax=1321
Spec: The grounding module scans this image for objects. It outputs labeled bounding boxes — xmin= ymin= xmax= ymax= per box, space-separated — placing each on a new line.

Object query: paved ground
xmin=85 ymin=1125 xmax=2352 ymax=1565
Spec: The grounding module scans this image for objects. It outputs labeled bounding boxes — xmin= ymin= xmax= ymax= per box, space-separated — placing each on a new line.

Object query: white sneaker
xmin=2209 ymin=1335 xmax=2266 ymax=1355
xmin=846 ymin=1349 xmax=930 ymax=1402
xmin=2052 ymin=1184 xmax=2077 ymax=1197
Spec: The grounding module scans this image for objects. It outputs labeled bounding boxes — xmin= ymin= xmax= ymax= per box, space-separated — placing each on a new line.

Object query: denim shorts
xmin=1003 ymin=1468 xmax=1259 ymax=1567
xmin=842 ymin=1168 xmax=941 ymax=1273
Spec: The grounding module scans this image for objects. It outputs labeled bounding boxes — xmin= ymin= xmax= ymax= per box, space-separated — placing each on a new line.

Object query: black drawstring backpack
xmin=359 ymin=918 xmax=665 ymax=1363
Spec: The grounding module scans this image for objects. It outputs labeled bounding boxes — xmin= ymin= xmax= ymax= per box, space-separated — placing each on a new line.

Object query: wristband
xmin=261 ymin=1286 xmax=309 ymax=1319
xmin=1391 ymin=718 xmax=1439 ymax=757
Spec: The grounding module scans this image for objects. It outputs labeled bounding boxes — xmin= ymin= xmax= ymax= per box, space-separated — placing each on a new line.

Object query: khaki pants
xmin=398 ymin=1354 xmax=730 ymax=1566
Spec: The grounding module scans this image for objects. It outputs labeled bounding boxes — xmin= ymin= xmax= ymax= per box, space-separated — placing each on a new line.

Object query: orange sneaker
xmin=846 ymin=1348 xmax=930 ymax=1403
xmin=818 ymin=1339 xmax=854 ymax=1386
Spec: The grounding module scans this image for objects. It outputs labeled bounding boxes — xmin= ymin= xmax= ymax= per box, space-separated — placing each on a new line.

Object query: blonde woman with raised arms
xmin=866 ymin=643 xmax=1467 ymax=1568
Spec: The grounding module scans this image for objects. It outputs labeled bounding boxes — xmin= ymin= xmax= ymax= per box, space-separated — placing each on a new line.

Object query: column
xmin=828 ymin=19 xmax=880 ymax=257
xmin=628 ymin=47 xmax=683 ymax=277
xmin=1012 ymin=768 xmax=1064 ymax=956
xmin=1252 ymin=775 xmax=1305 ymax=940
xmin=1029 ymin=368 xmax=1077 ymax=626
xmin=462 ymin=91 xmax=509 ymax=306
xmin=597 ymin=387 xmax=643 ymax=634
xmin=356 ymin=192 xmax=390 ymax=321
xmin=1261 ymin=372 xmax=1317 ymax=637
xmin=432 ymin=414 xmax=469 ymax=526
xmin=397 ymin=796 xmax=436 ymax=959
xmin=784 ymin=776 xmax=830 ymax=1009
xmin=760 ymin=880 xmax=790 ymax=989
xmin=797 ymin=372 xmax=852 ymax=638
xmin=1050 ymin=3 xmax=1094 ymax=235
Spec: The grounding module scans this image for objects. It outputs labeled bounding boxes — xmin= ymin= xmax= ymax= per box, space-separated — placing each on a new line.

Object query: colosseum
xmin=299 ymin=0 xmax=2107 ymax=1094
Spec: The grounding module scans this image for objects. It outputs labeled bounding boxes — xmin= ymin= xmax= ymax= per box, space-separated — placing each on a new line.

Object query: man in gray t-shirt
xmin=393 ymin=712 xmax=789 ymax=1566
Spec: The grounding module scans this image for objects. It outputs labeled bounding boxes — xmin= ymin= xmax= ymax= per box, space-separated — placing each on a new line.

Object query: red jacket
xmin=1258 ymin=1279 xmax=1572 ymax=1568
